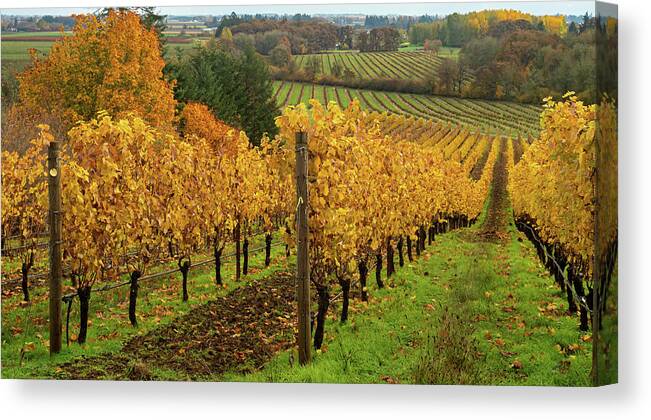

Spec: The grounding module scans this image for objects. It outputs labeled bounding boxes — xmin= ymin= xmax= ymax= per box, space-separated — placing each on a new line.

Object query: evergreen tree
xmin=169 ymin=44 xmax=279 ymax=146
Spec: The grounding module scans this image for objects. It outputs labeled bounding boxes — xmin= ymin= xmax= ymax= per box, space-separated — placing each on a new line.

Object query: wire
xmin=61 ymin=241 xmax=284 ymax=300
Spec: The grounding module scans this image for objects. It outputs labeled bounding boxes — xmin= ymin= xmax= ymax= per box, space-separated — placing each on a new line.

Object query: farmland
xmin=272 ymin=80 xmax=541 ymax=136
xmin=0 ymin=31 xmax=204 ymax=61
xmin=294 ymin=51 xmax=452 ymax=81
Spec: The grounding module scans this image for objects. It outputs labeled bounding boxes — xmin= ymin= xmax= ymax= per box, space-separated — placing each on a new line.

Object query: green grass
xmin=1 ymin=41 xmax=53 ymax=61
xmin=221 ymin=219 xmax=592 ymax=385
xmin=1 ymin=234 xmax=287 ymax=379
xmin=398 ymin=44 xmax=424 ymax=52
xmin=438 ymin=47 xmax=461 ymax=59
xmin=0 ymin=34 xmax=201 ymax=63
xmin=1 ymin=31 xmax=69 ymax=38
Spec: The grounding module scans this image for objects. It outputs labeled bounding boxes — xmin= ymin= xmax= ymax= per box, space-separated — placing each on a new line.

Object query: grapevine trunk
xmin=265 ymin=233 xmax=272 ymax=267
xmin=129 ymin=270 xmax=141 ymax=327
xmin=358 ymin=258 xmax=368 ymax=302
xmin=314 ymin=285 xmax=330 ymax=349
xmin=375 ymin=253 xmax=384 ymax=289
xmin=77 ymin=285 xmax=91 ymax=344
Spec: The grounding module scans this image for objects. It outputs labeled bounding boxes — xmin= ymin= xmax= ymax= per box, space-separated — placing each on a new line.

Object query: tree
xmin=304 ymin=56 xmax=321 ymax=79
xmin=568 ymin=21 xmax=578 ymax=34
xmin=97 ymin=6 xmax=167 ymax=45
xmin=459 ymin=37 xmax=499 ymax=71
xmin=361 ymin=28 xmax=400 ymax=52
xmin=424 ymin=39 xmax=442 ymax=54
xmin=170 ymin=44 xmax=279 ymax=146
xmin=270 ymin=43 xmax=292 ymax=68
xmin=357 ymin=31 xmax=369 ymax=51
xmin=331 ymin=60 xmax=343 ymax=78
xmin=336 ymin=26 xmax=354 ymax=49
xmin=437 ymin=58 xmax=459 ymax=94
xmin=17 ymin=11 xmax=176 ymax=132
xmin=487 ymin=19 xmax=536 ymax=38
xmin=221 ymin=27 xmax=234 ymax=42
xmin=342 ymin=68 xmax=355 ymax=81
xmin=1 ymin=128 xmax=49 ymax=302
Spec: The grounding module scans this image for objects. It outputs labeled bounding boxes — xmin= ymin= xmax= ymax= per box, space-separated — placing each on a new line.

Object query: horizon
xmin=0 ymin=1 xmax=597 ymax=18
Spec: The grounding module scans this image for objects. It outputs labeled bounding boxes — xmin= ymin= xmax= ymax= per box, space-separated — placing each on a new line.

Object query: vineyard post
xmin=47 ymin=141 xmax=62 ymax=355
xmin=295 ymin=131 xmax=311 ymax=365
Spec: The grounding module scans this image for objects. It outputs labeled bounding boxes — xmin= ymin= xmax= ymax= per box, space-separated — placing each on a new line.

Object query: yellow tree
xmin=228 ymin=130 xmax=268 ymax=279
xmin=181 ymin=103 xmax=236 ymax=285
xmin=62 ymin=114 xmax=152 ymax=343
xmin=277 ymin=100 xmax=363 ymax=347
xmin=16 ymin=10 xmax=176 ymax=135
xmin=509 ymin=93 xmax=596 ymax=330
xmin=260 ymin=135 xmax=293 ymax=267
xmin=0 ymin=128 xmax=49 ymax=302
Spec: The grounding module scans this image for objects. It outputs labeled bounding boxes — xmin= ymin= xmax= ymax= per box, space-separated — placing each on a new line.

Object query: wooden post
xmin=295 ymin=131 xmax=311 ymax=365
xmin=47 ymin=141 xmax=62 ymax=355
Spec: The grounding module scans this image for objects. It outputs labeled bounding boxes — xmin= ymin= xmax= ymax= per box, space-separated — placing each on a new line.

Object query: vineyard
xmin=293 ymin=51 xmax=471 ymax=83
xmin=1 ymin=10 xmax=617 ymax=386
xmin=272 ymin=80 xmax=541 ymax=136
xmin=1 ymin=97 xmax=612 ymax=384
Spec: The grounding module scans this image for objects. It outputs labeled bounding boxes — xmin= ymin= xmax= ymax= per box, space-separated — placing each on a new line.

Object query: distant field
xmin=1 ymin=40 xmax=53 ymax=61
xmin=1 ymin=31 xmax=70 ymax=38
xmin=437 ymin=46 xmax=461 ymax=59
xmin=397 ymin=43 xmax=460 ymax=57
xmin=272 ymin=80 xmax=540 ymax=136
xmin=1 ymin=32 xmax=202 ymax=62
xmin=295 ymin=51 xmax=439 ymax=81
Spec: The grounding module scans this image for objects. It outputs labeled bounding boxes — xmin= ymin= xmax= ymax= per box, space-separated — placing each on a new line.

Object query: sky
xmin=0 ymin=1 xmax=599 ymax=17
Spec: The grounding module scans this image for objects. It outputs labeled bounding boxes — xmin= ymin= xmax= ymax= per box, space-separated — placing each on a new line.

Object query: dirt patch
xmin=470 ymin=138 xmax=492 ymax=181
xmin=55 ymin=271 xmax=296 ymax=381
xmin=512 ymin=137 xmax=524 ymax=165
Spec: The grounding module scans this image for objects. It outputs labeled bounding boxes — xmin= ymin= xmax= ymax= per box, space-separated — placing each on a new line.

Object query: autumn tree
xmin=16 ymin=10 xmax=176 ymax=134
xmin=180 ymin=103 xmax=237 ymax=285
xmin=96 ymin=6 xmax=167 ymax=43
xmin=424 ymin=39 xmax=442 ymax=54
xmin=61 ymin=114 xmax=162 ymax=342
xmin=436 ymin=58 xmax=460 ymax=95
xmin=0 ymin=128 xmax=49 ymax=301
xmin=270 ymin=43 xmax=292 ymax=68
xmin=509 ymin=94 xmax=600 ymax=330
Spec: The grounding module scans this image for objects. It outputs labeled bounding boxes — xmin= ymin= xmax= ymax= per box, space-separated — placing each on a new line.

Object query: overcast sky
xmin=1 ymin=1 xmax=599 ymax=17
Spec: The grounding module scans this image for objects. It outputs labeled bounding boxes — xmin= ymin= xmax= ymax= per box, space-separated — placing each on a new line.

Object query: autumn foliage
xmin=180 ymin=103 xmax=236 ymax=156
xmin=509 ymin=94 xmax=597 ymax=277
xmin=16 ymin=10 xmax=176 ymax=132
